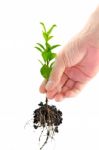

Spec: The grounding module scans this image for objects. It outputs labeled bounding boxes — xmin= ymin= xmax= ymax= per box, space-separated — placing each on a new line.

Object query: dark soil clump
xmin=33 ymin=97 xmax=63 ymax=150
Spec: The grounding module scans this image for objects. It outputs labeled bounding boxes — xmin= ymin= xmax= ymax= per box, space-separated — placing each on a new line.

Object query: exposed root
xmin=39 ymin=127 xmax=44 ymax=142
xmin=40 ymin=130 xmax=49 ymax=150
xmin=33 ymin=97 xmax=63 ymax=150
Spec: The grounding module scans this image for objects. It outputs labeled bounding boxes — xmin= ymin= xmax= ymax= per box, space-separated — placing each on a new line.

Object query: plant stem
xmin=46 ymin=60 xmax=49 ymax=66
xmin=46 ymin=97 xmax=48 ymax=105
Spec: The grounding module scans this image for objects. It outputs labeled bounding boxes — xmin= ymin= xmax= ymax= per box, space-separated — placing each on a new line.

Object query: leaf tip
xmin=53 ymin=24 xmax=57 ymax=27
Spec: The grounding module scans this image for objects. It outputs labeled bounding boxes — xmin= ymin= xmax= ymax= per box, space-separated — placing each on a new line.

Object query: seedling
xmin=34 ymin=22 xmax=63 ymax=150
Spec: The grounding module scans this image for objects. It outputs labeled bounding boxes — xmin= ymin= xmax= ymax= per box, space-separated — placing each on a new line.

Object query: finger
xmin=63 ymin=89 xmax=79 ymax=97
xmin=46 ymin=89 xmax=57 ymax=99
xmin=62 ymin=79 xmax=75 ymax=93
xmin=63 ymin=81 xmax=86 ymax=97
xmin=54 ymin=79 xmax=75 ymax=101
xmin=39 ymin=80 xmax=47 ymax=93
xmin=59 ymin=73 xmax=68 ymax=89
xmin=46 ymin=73 xmax=68 ymax=99
xmin=55 ymin=93 xmax=63 ymax=102
xmin=65 ymin=66 xmax=91 ymax=82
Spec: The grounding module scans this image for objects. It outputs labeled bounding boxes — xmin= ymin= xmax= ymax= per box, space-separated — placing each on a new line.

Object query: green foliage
xmin=40 ymin=64 xmax=52 ymax=79
xmin=35 ymin=22 xmax=60 ymax=80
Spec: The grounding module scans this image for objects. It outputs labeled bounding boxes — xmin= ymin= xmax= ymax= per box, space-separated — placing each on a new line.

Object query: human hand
xmin=39 ymin=6 xmax=99 ymax=101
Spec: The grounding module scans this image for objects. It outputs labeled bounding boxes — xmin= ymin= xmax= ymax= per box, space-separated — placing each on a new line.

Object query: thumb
xmin=46 ymin=52 xmax=65 ymax=91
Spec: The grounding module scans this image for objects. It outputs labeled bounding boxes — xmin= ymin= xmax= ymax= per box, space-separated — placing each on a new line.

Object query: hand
xmin=39 ymin=6 xmax=99 ymax=101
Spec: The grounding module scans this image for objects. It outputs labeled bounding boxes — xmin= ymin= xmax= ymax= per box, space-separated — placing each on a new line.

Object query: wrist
xmin=80 ymin=6 xmax=99 ymax=49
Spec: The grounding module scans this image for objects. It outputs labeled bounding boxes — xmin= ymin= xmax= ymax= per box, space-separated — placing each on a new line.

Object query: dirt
xmin=33 ymin=97 xmax=63 ymax=150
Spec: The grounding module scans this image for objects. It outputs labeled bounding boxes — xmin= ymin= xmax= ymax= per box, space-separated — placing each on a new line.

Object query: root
xmin=39 ymin=127 xmax=44 ymax=142
xmin=33 ymin=96 xmax=63 ymax=150
xmin=40 ymin=130 xmax=49 ymax=150
xmin=24 ymin=118 xmax=33 ymax=129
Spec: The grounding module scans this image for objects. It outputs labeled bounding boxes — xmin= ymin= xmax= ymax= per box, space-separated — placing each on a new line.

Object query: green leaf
xmin=47 ymin=24 xmax=57 ymax=35
xmin=45 ymin=42 xmax=51 ymax=50
xmin=48 ymin=36 xmax=54 ymax=41
xmin=49 ymin=53 xmax=56 ymax=60
xmin=40 ymin=22 xmax=46 ymax=32
xmin=42 ymin=51 xmax=56 ymax=62
xmin=43 ymin=32 xmax=48 ymax=41
xmin=35 ymin=47 xmax=43 ymax=52
xmin=42 ymin=51 xmax=49 ymax=62
xmin=40 ymin=64 xmax=52 ymax=79
xmin=36 ymin=43 xmax=45 ymax=50
xmin=51 ymin=44 xmax=61 ymax=50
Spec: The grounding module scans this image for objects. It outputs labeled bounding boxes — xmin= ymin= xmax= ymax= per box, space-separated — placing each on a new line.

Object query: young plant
xmin=34 ymin=22 xmax=63 ymax=150
xmin=35 ymin=22 xmax=60 ymax=80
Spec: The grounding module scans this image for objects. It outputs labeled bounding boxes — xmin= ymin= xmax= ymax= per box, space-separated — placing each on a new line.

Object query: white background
xmin=0 ymin=0 xmax=99 ymax=150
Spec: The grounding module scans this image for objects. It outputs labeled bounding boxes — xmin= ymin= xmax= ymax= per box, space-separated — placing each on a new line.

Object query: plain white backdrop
xmin=0 ymin=0 xmax=99 ymax=150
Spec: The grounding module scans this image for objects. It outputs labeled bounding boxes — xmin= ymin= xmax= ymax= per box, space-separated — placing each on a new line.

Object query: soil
xmin=33 ymin=97 xmax=63 ymax=150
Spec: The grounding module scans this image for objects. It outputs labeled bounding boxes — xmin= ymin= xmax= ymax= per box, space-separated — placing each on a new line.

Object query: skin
xmin=39 ymin=6 xmax=99 ymax=101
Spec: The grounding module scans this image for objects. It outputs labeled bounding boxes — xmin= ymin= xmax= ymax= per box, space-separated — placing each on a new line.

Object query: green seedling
xmin=35 ymin=22 xmax=60 ymax=80
xmin=34 ymin=23 xmax=63 ymax=150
